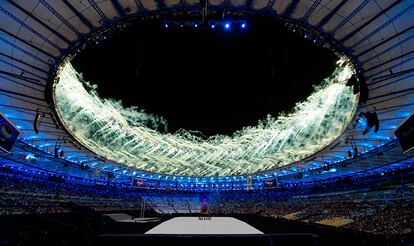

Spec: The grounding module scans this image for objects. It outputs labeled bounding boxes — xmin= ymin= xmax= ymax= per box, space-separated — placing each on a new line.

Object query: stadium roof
xmin=0 ymin=0 xmax=413 ymax=184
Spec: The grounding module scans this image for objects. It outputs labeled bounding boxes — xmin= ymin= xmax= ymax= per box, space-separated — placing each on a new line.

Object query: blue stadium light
xmin=211 ymin=24 xmax=215 ymax=29
xmin=164 ymin=24 xmax=168 ymax=28
xmin=194 ymin=24 xmax=198 ymax=28
xmin=225 ymin=23 xmax=230 ymax=30
xmin=241 ymin=23 xmax=246 ymax=29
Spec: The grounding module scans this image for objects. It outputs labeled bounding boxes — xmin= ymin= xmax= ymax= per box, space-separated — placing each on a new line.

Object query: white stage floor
xmin=145 ymin=217 xmax=263 ymax=235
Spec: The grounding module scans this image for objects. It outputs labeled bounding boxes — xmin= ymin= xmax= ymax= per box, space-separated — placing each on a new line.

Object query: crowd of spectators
xmin=349 ymin=198 xmax=414 ymax=235
xmin=141 ymin=192 xmax=199 ymax=214
xmin=1 ymin=166 xmax=414 ymax=236
xmin=0 ymin=170 xmax=148 ymax=215
xmin=209 ymin=186 xmax=414 ymax=235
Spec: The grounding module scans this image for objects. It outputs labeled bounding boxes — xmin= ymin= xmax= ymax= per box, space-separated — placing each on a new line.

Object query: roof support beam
xmin=356 ymin=25 xmax=414 ymax=57
xmin=111 ymin=0 xmax=127 ymax=18
xmin=8 ymin=118 xmax=56 ymax=128
xmin=367 ymin=54 xmax=414 ymax=79
xmin=0 ymin=52 xmax=49 ymax=74
xmin=62 ymin=0 xmax=95 ymax=30
xmin=362 ymin=33 xmax=414 ymax=64
xmin=316 ymin=0 xmax=347 ymax=29
xmin=370 ymin=73 xmax=414 ymax=93
xmin=368 ymin=87 xmax=414 ymax=102
xmin=0 ymin=59 xmax=47 ymax=80
xmin=375 ymin=102 xmax=414 ymax=113
xmin=6 ymin=0 xmax=71 ymax=45
xmin=363 ymin=90 xmax=414 ymax=108
xmin=265 ymin=0 xmax=278 ymax=12
xmin=282 ymin=0 xmax=300 ymax=17
xmin=365 ymin=50 xmax=414 ymax=72
xmin=379 ymin=117 xmax=407 ymax=122
xmin=39 ymin=0 xmax=81 ymax=36
xmin=371 ymin=68 xmax=414 ymax=84
xmin=0 ymin=28 xmax=56 ymax=59
xmin=0 ymin=36 xmax=51 ymax=65
xmin=15 ymin=128 xmax=65 ymax=135
xmin=0 ymin=103 xmax=44 ymax=113
xmin=365 ymin=50 xmax=414 ymax=74
xmin=0 ymin=75 xmax=44 ymax=93
xmin=0 ymin=6 xmax=62 ymax=52
xmin=302 ymin=0 xmax=321 ymax=21
xmin=0 ymin=88 xmax=44 ymax=101
xmin=22 ymin=138 xmax=69 ymax=142
xmin=88 ymin=0 xmax=109 ymax=23
xmin=0 ymin=93 xmax=47 ymax=108
xmin=134 ymin=0 xmax=146 ymax=12
xmin=341 ymin=0 xmax=403 ymax=43
xmin=351 ymin=3 xmax=414 ymax=49
xmin=331 ymin=0 xmax=371 ymax=34
xmin=0 ymin=70 xmax=43 ymax=86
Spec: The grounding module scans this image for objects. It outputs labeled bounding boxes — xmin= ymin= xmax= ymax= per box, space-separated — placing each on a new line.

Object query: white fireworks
xmin=54 ymin=59 xmax=357 ymax=177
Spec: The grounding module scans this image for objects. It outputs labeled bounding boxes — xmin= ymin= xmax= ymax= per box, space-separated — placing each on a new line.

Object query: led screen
xmin=0 ymin=113 xmax=20 ymax=153
xmin=395 ymin=113 xmax=414 ymax=153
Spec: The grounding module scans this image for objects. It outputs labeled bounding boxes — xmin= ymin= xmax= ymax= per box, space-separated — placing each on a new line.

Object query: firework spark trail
xmin=55 ymin=60 xmax=358 ymax=177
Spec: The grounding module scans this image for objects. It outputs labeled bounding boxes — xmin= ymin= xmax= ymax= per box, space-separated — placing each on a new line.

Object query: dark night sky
xmin=72 ymin=18 xmax=336 ymax=137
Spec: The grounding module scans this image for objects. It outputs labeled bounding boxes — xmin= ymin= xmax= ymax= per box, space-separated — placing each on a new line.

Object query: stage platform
xmin=95 ymin=215 xmax=391 ymax=245
xmin=145 ymin=216 xmax=263 ymax=234
xmin=98 ymin=217 xmax=318 ymax=245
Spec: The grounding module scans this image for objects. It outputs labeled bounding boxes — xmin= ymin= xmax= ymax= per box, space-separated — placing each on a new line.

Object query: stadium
xmin=0 ymin=0 xmax=414 ymax=245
